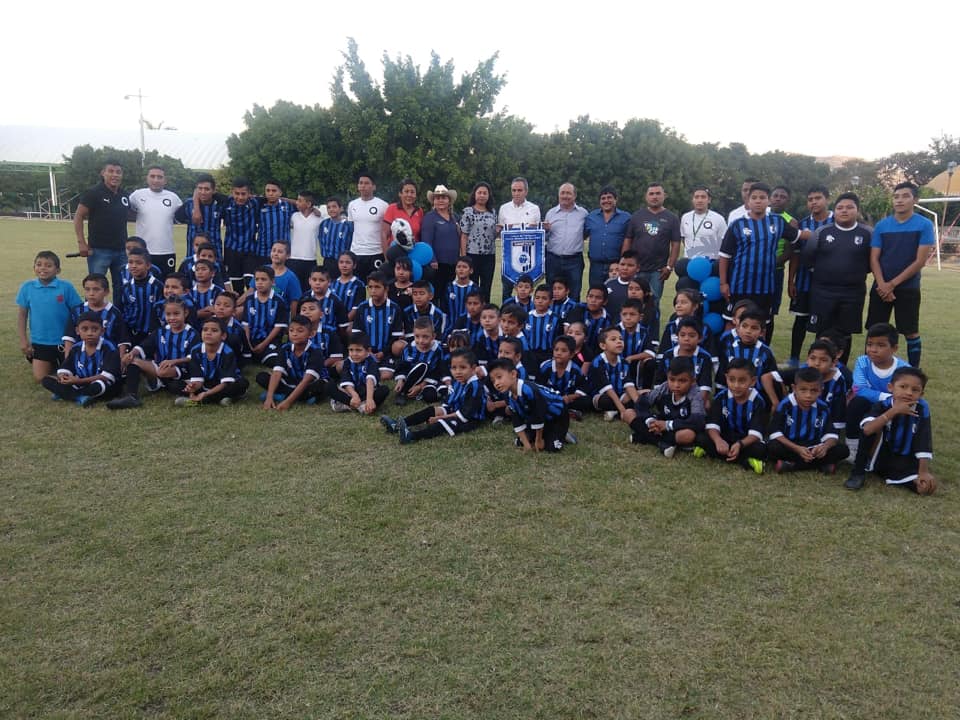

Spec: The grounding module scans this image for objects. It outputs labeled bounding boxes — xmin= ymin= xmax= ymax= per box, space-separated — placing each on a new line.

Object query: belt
xmin=547 ymin=251 xmax=583 ymax=259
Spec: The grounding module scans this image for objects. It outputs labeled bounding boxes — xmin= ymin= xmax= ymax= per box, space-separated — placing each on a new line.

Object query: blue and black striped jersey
xmin=452 ymin=315 xmax=484 ymax=346
xmin=566 ymin=305 xmax=612 ymax=354
xmin=222 ymin=197 xmax=261 ymax=254
xmin=242 ymin=290 xmax=289 ymax=344
xmin=769 ymin=394 xmax=838 ymax=445
xmin=538 ymin=359 xmax=587 ymax=397
xmin=588 ymin=353 xmax=634 ymax=397
xmin=331 ymin=277 xmax=365 ymax=313
xmin=58 ymin=337 xmax=120 ymax=385
xmin=620 ymin=322 xmax=656 ymax=360
xmin=151 ymin=295 xmax=197 ymax=331
xmin=717 ymin=339 xmax=778 ymax=390
xmin=187 ymin=342 xmax=241 ymax=385
xmin=190 ymin=283 xmax=224 ymax=314
xmin=398 ymin=340 xmax=449 ymax=382
xmin=136 ymin=324 xmax=198 ymax=363
xmin=473 ymin=331 xmax=503 ymax=366
xmin=354 ymin=299 xmax=404 ymax=354
xmin=506 ymin=379 xmax=565 ymax=432
xmin=256 ymin=199 xmax=296 ymax=256
xmin=339 ymin=356 xmax=380 ymax=389
xmin=63 ymin=302 xmax=127 ymax=347
xmin=175 ymin=194 xmax=227 ymax=258
xmin=120 ymin=275 xmax=163 ymax=336
xmin=525 ymin=310 xmax=559 ymax=352
xmin=655 ymin=346 xmax=715 ymax=391
xmin=178 ymin=255 xmax=227 ymax=286
xmin=658 ymin=315 xmax=713 ymax=355
xmin=443 ymin=375 xmax=486 ymax=422
xmin=318 ymin=218 xmax=354 ymax=259
xmin=552 ymin=297 xmax=579 ymax=324
xmin=273 ymin=340 xmax=326 ymax=384
xmin=502 ymin=296 xmax=533 ymax=314
xmin=444 ymin=280 xmax=477 ymax=321
xmin=862 ymin=397 xmax=933 ymax=459
xmin=720 ymin=215 xmax=799 ymax=295
xmin=707 ymin=387 xmax=768 ymax=441
xmin=404 ymin=303 xmax=449 ymax=342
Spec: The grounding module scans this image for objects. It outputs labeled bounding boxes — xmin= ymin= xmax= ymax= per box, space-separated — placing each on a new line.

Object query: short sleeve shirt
xmin=460 ymin=206 xmax=497 ymax=255
xmin=347 ymin=197 xmax=389 ymax=256
xmin=79 ymin=182 xmax=129 ymax=249
xmin=16 ymin=276 xmax=83 ymax=345
xmin=870 ymin=213 xmax=935 ymax=290
xmin=625 ymin=208 xmax=681 ymax=271
xmin=129 ymin=188 xmax=182 ymax=255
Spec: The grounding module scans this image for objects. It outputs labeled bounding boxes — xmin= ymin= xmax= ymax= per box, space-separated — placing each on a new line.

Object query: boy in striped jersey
xmin=318 ymin=197 xmax=353 ymax=278
xmin=716 ymin=309 xmax=780 ymax=407
xmin=473 ymin=303 xmax=503 ymax=367
xmin=654 ymin=318 xmax=713 ymax=403
xmin=176 ymin=174 xmax=227 ymax=260
xmin=108 ymin=298 xmax=197 ymax=409
xmin=255 ymin=180 xmax=296 ymax=259
xmin=242 ymin=267 xmax=289 ymax=367
xmin=257 ymin=315 xmax=326 ymax=409
xmin=303 ymin=266 xmax=350 ymax=339
xmin=565 ymin=285 xmax=612 ymax=355
xmin=788 ymin=186 xmax=833 ymax=366
xmin=695 ymin=358 xmax=768 ymax=474
xmin=525 ymin=285 xmax=559 ymax=370
xmin=327 ymin=332 xmax=389 ymax=414
xmin=551 ymin=277 xmax=578 ymax=324
xmin=296 ymin=297 xmax=344 ymax=377
xmin=43 ymin=311 xmax=121 ymax=406
xmin=332 ymin=251 xmax=366 ymax=321
xmin=845 ymin=367 xmax=935 ymax=494
xmin=618 ymin=298 xmax=657 ymax=389
xmin=719 ymin=183 xmax=808 ymax=326
xmin=403 ymin=280 xmax=449 ymax=343
xmin=189 ymin=259 xmax=223 ymax=325
xmin=221 ymin=178 xmax=262 ymax=293
xmin=487 ymin=358 xmax=570 ymax=452
xmin=443 ymin=257 xmax=478 ymax=322
xmin=502 ymin=274 xmax=535 ymax=314
xmin=177 ymin=238 xmax=226 ymax=286
xmin=352 ymin=271 xmax=404 ymax=379
xmin=62 ymin=274 xmax=128 ymax=356
xmin=768 ymin=367 xmax=849 ymax=473
xmin=119 ymin=248 xmax=163 ymax=347
xmin=452 ymin=289 xmax=484 ymax=346
xmin=211 ymin=291 xmax=249 ymax=361
xmin=539 ymin=335 xmax=592 ymax=419
xmin=382 ymin=348 xmax=486 ymax=444
xmin=589 ymin=326 xmax=639 ymax=422
xmin=173 ymin=317 xmax=248 ymax=407
xmin=393 ymin=317 xmax=450 ymax=405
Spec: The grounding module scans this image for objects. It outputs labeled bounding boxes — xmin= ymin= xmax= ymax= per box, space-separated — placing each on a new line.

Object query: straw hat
xmin=426 ymin=184 xmax=458 ymax=204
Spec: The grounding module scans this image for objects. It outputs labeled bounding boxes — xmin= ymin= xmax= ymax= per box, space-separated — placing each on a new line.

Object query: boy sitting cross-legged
xmin=627 ymin=357 xmax=706 ymax=458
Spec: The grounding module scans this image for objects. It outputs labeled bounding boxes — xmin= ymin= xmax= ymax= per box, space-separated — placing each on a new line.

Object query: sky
xmin=4 ymin=0 xmax=958 ymax=162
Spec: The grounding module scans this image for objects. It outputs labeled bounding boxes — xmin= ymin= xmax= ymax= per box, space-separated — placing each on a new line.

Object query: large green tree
xmin=62 ymin=145 xmax=194 ymax=204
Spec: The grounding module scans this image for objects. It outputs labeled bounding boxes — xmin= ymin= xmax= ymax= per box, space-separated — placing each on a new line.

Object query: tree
xmin=62 ymin=145 xmax=194 ymax=204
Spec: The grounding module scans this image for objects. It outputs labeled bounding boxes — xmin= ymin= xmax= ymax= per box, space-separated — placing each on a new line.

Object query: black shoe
xmin=394 ymin=393 xmax=408 ymax=406
xmin=775 ymin=460 xmax=796 ymax=474
xmin=398 ymin=418 xmax=414 ymax=444
xmin=844 ymin=472 xmax=866 ymax=491
xmin=106 ymin=394 xmax=141 ymax=410
xmin=380 ymin=415 xmax=399 ymax=434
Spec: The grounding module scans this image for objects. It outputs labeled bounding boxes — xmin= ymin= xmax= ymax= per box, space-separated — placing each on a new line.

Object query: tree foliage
xmin=62 ymin=145 xmax=194 ymax=203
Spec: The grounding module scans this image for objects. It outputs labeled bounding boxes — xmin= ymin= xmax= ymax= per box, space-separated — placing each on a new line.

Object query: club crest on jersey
xmin=769 ymin=224 xmax=776 ymax=234
xmin=854 ymin=235 xmax=864 ymax=245
xmin=162 ymin=198 xmax=172 ymax=207
xmin=704 ymin=221 xmax=713 ymax=228
xmin=644 ymin=222 xmax=659 ymax=236
xmin=825 ymin=234 xmax=835 ymax=244
xmin=743 ymin=227 xmax=752 ymax=237
xmin=121 ymin=197 xmax=130 ymax=207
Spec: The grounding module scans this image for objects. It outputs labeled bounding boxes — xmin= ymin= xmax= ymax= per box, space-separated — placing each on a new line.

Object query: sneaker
xmin=819 ymin=463 xmax=837 ymax=475
xmin=394 ymin=393 xmax=408 ymax=406
xmin=775 ymin=460 xmax=797 ymax=474
xmin=329 ymin=399 xmax=351 ymax=413
xmin=692 ymin=446 xmax=707 ymax=459
xmin=661 ymin=445 xmax=676 ymax=459
xmin=564 ymin=431 xmax=578 ymax=445
xmin=174 ymin=396 xmax=199 ymax=407
xmin=845 ymin=438 xmax=859 ymax=463
xmin=568 ymin=409 xmax=583 ymax=422
xmin=844 ymin=472 xmax=866 ymax=491
xmin=75 ymin=395 xmax=93 ymax=407
xmin=603 ymin=410 xmax=618 ymax=422
xmin=106 ymin=394 xmax=141 ymax=410
xmin=747 ymin=458 xmax=764 ymax=475
xmin=380 ymin=415 xmax=399 ymax=434
xmin=491 ymin=416 xmax=506 ymax=426
xmin=514 ymin=437 xmax=523 ymax=448
xmin=218 ymin=398 xmax=233 ymax=407
xmin=398 ymin=418 xmax=414 ymax=444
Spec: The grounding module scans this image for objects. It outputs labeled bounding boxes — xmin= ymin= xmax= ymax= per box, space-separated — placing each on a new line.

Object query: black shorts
xmin=725 ymin=294 xmax=775 ymax=323
xmin=789 ymin=290 xmax=811 ymax=316
xmin=287 ymin=258 xmax=316 ymax=289
xmin=808 ymin=287 xmax=866 ymax=335
xmin=223 ymin=248 xmax=245 ymax=280
xmin=865 ymin=286 xmax=921 ymax=336
xmin=30 ymin=343 xmax=63 ymax=364
xmin=355 ymin=254 xmax=385 ymax=282
xmin=153 ymin=253 xmax=177 ymax=278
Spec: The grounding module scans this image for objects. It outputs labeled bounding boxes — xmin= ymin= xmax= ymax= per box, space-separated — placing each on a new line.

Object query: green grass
xmin=1 ymin=217 xmax=958 ymax=719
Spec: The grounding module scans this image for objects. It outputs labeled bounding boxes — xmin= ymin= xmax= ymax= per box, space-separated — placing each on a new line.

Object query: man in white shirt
xmin=497 ymin=176 xmax=541 ymax=302
xmin=680 ymin=186 xmax=727 ymax=260
xmin=290 ymin=189 xmax=328 ymax=288
xmin=543 ymin=183 xmax=588 ymax=301
xmin=347 ymin=173 xmax=389 ymax=281
xmin=129 ymin=165 xmax=182 ymax=277
xmin=727 ymin=177 xmax=760 ymax=224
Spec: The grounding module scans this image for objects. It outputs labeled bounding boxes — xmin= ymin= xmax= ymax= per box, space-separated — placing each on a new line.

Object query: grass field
xmin=1 ymin=217 xmax=958 ymax=719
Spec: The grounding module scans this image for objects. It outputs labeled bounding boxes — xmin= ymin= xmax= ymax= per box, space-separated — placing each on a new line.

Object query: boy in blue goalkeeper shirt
xmin=242 ymin=266 xmax=289 ymax=367
xmin=487 ymin=358 xmax=570 ymax=452
xmin=173 ymin=317 xmax=248 ymax=407
xmin=845 ymin=367 xmax=935 ymax=494
xmin=42 ymin=311 xmax=120 ymax=406
xmin=257 ymin=315 xmax=326 ymax=410
xmin=382 ymin=348 xmax=487 ymax=444
xmin=768 ymin=367 xmax=849 ymax=473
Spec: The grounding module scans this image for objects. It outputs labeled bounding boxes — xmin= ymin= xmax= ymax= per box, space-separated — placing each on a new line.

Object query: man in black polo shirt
xmin=74 ymin=159 xmax=130 ymax=302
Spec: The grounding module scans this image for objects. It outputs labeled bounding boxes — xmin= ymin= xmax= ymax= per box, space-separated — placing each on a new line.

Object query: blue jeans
xmin=545 ymin=252 xmax=585 ymax=302
xmin=87 ymin=247 xmax=128 ymax=304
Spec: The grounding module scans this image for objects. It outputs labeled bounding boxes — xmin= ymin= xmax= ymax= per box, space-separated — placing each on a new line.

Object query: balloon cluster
xmin=674 ymin=256 xmax=724 ymax=335
xmin=385 ymin=219 xmax=435 ymax=281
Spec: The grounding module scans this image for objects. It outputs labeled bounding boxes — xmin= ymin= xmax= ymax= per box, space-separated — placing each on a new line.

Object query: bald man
xmin=543 ymin=182 xmax=588 ymax=300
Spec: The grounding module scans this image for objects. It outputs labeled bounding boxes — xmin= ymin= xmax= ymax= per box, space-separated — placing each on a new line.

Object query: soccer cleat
xmin=174 ymin=396 xmax=199 ymax=407
xmin=844 ymin=472 xmax=866 ymax=491
xmin=491 ymin=416 xmax=506 ymax=426
xmin=775 ymin=460 xmax=797 ymax=474
xmin=380 ymin=415 xmax=399 ymax=434
xmin=747 ymin=458 xmax=764 ymax=475
xmin=564 ymin=431 xmax=578 ymax=445
xmin=692 ymin=446 xmax=707 ymax=459
xmin=75 ymin=395 xmax=93 ymax=407
xmin=568 ymin=409 xmax=583 ymax=422
xmin=106 ymin=394 xmax=141 ymax=410
xmin=394 ymin=393 xmax=408 ymax=406
xmin=514 ymin=436 xmax=523 ymax=448
xmin=397 ymin=418 xmax=414 ymax=444
xmin=661 ymin=445 xmax=676 ymax=459
xmin=603 ymin=410 xmax=618 ymax=422
xmin=329 ymin=399 xmax=351 ymax=413
xmin=218 ymin=398 xmax=233 ymax=407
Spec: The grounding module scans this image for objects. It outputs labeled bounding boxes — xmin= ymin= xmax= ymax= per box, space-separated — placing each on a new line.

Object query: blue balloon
xmin=704 ymin=312 xmax=725 ymax=335
xmin=409 ymin=242 xmax=434 ymax=265
xmin=410 ymin=259 xmax=424 ymax=281
xmin=700 ymin=276 xmax=722 ymax=302
xmin=687 ymin=256 xmax=712 ymax=282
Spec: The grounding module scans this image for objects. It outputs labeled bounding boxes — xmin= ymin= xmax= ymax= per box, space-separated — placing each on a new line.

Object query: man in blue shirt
xmin=865 ymin=182 xmax=935 ymax=367
xmin=584 ymin=185 xmax=631 ymax=289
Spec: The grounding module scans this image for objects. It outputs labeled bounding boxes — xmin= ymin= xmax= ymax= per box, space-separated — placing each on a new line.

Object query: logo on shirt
xmin=826 ymin=234 xmax=835 ymax=244
xmin=854 ymin=235 xmax=864 ymax=245
xmin=121 ymin=197 xmax=130 ymax=207
xmin=162 ymin=198 xmax=172 ymax=207
xmin=704 ymin=221 xmax=713 ymax=229
xmin=742 ymin=227 xmax=752 ymax=237
xmin=769 ymin=224 xmax=776 ymax=234
xmin=369 ymin=207 xmax=379 ymax=216
xmin=643 ymin=222 xmax=659 ymax=236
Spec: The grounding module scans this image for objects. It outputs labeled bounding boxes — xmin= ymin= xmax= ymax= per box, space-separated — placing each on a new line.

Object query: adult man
xmin=347 ymin=172 xmax=389 ymax=281
xmin=680 ymin=186 xmax=727 ymax=260
xmin=129 ymin=165 xmax=182 ymax=278
xmin=727 ymin=178 xmax=760 ymax=224
xmin=801 ymin=192 xmax=870 ymax=365
xmin=74 ymin=159 xmax=129 ymax=303
xmin=497 ymin=176 xmax=541 ymax=302
xmin=788 ymin=185 xmax=833 ymax=366
xmin=175 ymin=173 xmax=228 ymax=259
xmin=543 ymin=183 xmax=588 ymax=301
xmin=584 ymin=185 xmax=632 ymax=288
xmin=622 ymin=182 xmax=681 ymax=319
xmin=865 ymin=182 xmax=935 ymax=367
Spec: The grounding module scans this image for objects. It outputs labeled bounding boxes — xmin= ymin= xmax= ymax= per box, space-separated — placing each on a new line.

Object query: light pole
xmin=945 ymin=161 xmax=957 ymax=227
xmin=124 ymin=88 xmax=147 ymax=166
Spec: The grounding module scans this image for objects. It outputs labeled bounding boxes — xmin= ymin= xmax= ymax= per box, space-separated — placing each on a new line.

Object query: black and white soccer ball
xmin=391 ymin=219 xmax=415 ymax=250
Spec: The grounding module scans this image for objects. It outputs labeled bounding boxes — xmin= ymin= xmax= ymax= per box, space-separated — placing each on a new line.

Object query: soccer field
xmin=2 ymin=217 xmax=958 ymax=719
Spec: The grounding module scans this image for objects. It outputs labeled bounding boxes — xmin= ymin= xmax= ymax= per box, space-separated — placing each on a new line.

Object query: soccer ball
xmin=391 ymin=219 xmax=415 ymax=250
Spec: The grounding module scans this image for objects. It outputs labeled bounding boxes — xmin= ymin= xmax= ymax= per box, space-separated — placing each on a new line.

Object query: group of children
xmin=17 ymin=245 xmax=936 ymax=495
